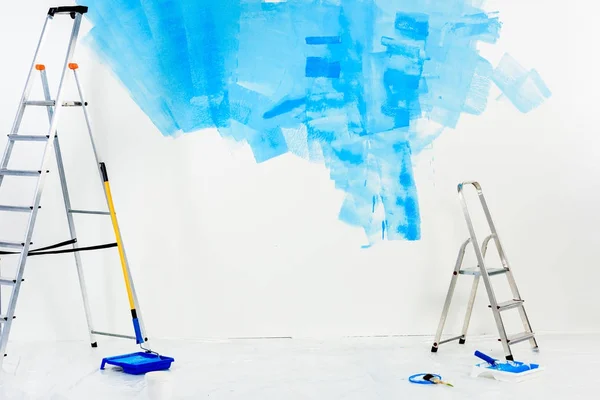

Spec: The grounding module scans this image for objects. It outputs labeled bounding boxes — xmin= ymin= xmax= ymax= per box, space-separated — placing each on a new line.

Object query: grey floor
xmin=0 ymin=333 xmax=595 ymax=399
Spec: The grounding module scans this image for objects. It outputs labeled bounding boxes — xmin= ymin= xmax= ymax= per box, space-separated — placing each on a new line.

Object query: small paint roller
xmin=474 ymin=350 xmax=497 ymax=366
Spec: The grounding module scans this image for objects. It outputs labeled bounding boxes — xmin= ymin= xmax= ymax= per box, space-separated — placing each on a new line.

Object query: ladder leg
xmin=72 ymin=69 xmax=149 ymax=345
xmin=506 ymin=269 xmax=538 ymax=351
xmin=37 ymin=66 xmax=98 ymax=347
xmin=459 ymin=275 xmax=479 ymax=344
xmin=55 ymin=138 xmax=99 ymax=347
xmin=431 ymin=238 xmax=471 ymax=352
xmin=458 ymin=234 xmax=493 ymax=343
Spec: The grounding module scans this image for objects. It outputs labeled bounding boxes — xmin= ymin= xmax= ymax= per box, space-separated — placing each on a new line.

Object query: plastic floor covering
xmin=0 ymin=333 xmax=596 ymax=399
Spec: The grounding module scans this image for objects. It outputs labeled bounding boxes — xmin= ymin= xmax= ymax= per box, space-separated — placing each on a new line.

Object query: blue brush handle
xmin=474 ymin=350 xmax=497 ymax=366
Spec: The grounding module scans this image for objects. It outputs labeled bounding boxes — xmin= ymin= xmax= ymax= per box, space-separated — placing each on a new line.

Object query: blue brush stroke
xmin=78 ymin=0 xmax=551 ymax=246
xmin=263 ymin=97 xmax=307 ymax=119
xmin=306 ymin=36 xmax=342 ymax=45
xmin=305 ymin=57 xmax=342 ymax=78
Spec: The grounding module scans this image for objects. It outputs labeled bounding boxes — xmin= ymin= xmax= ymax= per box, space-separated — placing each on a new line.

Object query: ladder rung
xmin=437 ymin=335 xmax=463 ymax=345
xmin=7 ymin=134 xmax=50 ymax=142
xmin=0 ymin=169 xmax=46 ymax=177
xmin=69 ymin=209 xmax=110 ymax=216
xmin=91 ymin=330 xmax=136 ymax=340
xmin=0 ymin=241 xmax=26 ymax=249
xmin=24 ymin=100 xmax=86 ymax=107
xmin=459 ymin=267 xmax=507 ymax=276
xmin=0 ymin=315 xmax=15 ymax=322
xmin=504 ymin=331 xmax=535 ymax=345
xmin=62 ymin=101 xmax=87 ymax=107
xmin=24 ymin=100 xmax=54 ymax=106
xmin=0 ymin=277 xmax=22 ymax=286
xmin=0 ymin=205 xmax=36 ymax=213
xmin=489 ymin=299 xmax=524 ymax=311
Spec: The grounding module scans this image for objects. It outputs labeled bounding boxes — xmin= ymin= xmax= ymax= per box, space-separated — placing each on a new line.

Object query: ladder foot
xmin=430 ymin=345 xmax=438 ymax=353
xmin=91 ymin=342 xmax=98 ymax=348
xmin=459 ymin=338 xmax=466 ymax=344
xmin=505 ymin=354 xmax=514 ymax=361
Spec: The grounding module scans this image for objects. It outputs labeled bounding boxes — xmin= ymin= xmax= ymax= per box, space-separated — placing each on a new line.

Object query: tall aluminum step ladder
xmin=430 ymin=181 xmax=538 ymax=360
xmin=0 ymin=6 xmax=149 ymax=368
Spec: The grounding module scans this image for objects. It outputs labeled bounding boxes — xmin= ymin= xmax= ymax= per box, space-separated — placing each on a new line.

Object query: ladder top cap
xmin=68 ymin=63 xmax=79 ymax=70
xmin=35 ymin=64 xmax=45 ymax=71
xmin=48 ymin=6 xmax=88 ymax=17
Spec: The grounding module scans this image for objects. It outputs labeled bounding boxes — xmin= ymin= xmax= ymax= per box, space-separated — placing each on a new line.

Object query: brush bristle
xmin=423 ymin=374 xmax=435 ymax=381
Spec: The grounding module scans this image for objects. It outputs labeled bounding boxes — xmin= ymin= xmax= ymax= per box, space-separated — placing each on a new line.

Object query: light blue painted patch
xmin=77 ymin=0 xmax=550 ymax=245
xmin=493 ymin=53 xmax=552 ymax=113
xmin=246 ymin=127 xmax=289 ymax=163
xmin=395 ymin=12 xmax=429 ymax=41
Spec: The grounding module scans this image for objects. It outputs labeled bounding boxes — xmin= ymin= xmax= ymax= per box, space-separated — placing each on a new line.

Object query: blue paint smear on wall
xmin=492 ymin=53 xmax=552 ymax=113
xmin=78 ymin=0 xmax=551 ymax=245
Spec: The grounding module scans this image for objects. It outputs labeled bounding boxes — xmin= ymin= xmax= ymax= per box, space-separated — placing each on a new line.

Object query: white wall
xmin=0 ymin=0 xmax=598 ymax=345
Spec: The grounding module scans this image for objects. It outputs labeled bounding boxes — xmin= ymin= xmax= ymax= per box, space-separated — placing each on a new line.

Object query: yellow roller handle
xmin=100 ymin=162 xmax=143 ymax=343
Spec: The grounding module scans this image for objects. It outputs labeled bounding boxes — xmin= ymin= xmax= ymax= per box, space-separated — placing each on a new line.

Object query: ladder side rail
xmin=0 ymin=13 xmax=84 ymax=358
xmin=474 ymin=186 xmax=508 ymax=265
xmin=457 ymin=182 xmax=512 ymax=357
xmin=0 ymin=16 xmax=51 ymax=188
xmin=38 ymin=67 xmax=98 ymax=347
xmin=8 ymin=17 xmax=51 ymax=135
xmin=473 ymin=186 xmax=524 ymax=300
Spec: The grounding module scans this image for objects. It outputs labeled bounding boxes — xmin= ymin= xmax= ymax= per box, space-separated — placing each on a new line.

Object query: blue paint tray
xmin=100 ymin=351 xmax=175 ymax=375
xmin=471 ymin=350 xmax=542 ymax=382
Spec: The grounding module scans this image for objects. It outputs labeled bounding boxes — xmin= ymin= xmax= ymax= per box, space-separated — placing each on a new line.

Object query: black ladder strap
xmin=0 ymin=238 xmax=117 ymax=256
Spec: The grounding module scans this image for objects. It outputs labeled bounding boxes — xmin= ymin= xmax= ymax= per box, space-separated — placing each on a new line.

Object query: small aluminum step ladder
xmin=0 ymin=6 xmax=149 ymax=368
xmin=430 ymin=181 xmax=538 ymax=360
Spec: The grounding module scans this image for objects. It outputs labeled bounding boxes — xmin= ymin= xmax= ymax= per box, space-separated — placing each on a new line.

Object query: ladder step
xmin=7 ymin=134 xmax=50 ymax=142
xmin=503 ymin=331 xmax=535 ymax=345
xmin=0 ymin=241 xmax=29 ymax=249
xmin=0 ymin=277 xmax=22 ymax=286
xmin=488 ymin=299 xmax=524 ymax=311
xmin=24 ymin=100 xmax=86 ymax=107
xmin=24 ymin=100 xmax=54 ymax=106
xmin=437 ymin=335 xmax=464 ymax=345
xmin=0 ymin=169 xmax=47 ymax=177
xmin=459 ymin=267 xmax=507 ymax=276
xmin=69 ymin=209 xmax=110 ymax=216
xmin=0 ymin=205 xmax=36 ymax=213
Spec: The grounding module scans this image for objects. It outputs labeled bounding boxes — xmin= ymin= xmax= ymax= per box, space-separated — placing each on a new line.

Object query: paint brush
xmin=423 ymin=373 xmax=454 ymax=387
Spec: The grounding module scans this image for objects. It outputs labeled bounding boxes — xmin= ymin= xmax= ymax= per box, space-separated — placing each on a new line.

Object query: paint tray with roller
xmin=471 ymin=350 xmax=543 ymax=382
xmin=101 ymin=352 xmax=175 ymax=375
xmin=98 ymin=163 xmax=174 ymax=374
